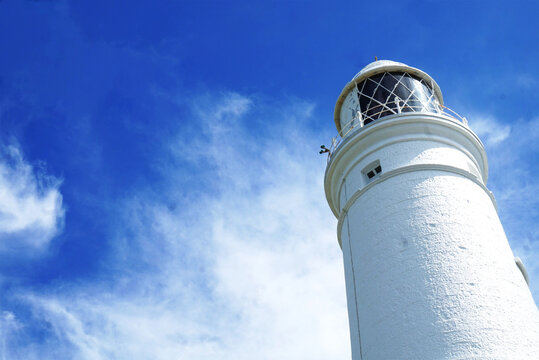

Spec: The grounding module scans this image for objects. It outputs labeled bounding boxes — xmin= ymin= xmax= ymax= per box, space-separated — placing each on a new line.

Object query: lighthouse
xmin=324 ymin=60 xmax=539 ymax=359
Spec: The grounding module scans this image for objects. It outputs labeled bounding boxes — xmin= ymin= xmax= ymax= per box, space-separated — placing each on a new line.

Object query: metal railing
xmin=321 ymin=104 xmax=469 ymax=163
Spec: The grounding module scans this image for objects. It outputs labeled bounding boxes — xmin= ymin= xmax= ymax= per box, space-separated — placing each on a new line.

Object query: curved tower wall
xmin=325 ymin=81 xmax=539 ymax=358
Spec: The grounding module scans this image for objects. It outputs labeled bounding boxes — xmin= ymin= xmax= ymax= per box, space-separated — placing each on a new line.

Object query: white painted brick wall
xmin=326 ymin=115 xmax=539 ymax=359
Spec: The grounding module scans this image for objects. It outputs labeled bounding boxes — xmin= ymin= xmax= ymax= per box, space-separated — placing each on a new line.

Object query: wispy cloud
xmin=468 ymin=115 xmax=511 ymax=147
xmin=1 ymin=311 xmax=21 ymax=359
xmin=0 ymin=144 xmax=64 ymax=252
xmin=515 ymin=74 xmax=537 ymax=90
xmin=470 ymin=114 xmax=539 ymax=301
xmin=4 ymin=95 xmax=538 ymax=359
xmin=8 ymin=93 xmax=350 ymax=359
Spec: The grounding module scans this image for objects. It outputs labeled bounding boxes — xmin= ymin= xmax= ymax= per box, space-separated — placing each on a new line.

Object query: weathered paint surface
xmin=325 ymin=114 xmax=539 ymax=359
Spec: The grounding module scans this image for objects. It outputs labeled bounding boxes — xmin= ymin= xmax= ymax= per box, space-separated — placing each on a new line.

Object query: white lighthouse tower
xmin=324 ymin=60 xmax=539 ymax=359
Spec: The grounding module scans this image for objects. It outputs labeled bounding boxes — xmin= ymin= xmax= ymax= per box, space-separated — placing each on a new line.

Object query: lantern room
xmin=334 ymin=60 xmax=445 ymax=136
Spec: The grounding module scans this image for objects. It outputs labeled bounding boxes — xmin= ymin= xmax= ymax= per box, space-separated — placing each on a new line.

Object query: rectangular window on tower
xmin=363 ymin=161 xmax=382 ymax=183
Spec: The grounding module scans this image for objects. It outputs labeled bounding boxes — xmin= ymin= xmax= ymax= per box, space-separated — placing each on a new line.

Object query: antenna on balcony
xmin=319 ymin=145 xmax=330 ymax=154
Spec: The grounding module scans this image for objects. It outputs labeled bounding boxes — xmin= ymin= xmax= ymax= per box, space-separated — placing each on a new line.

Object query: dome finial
xmin=375 ymin=56 xmax=378 ymax=61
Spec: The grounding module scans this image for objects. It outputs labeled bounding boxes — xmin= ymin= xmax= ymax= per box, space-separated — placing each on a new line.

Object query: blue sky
xmin=0 ymin=0 xmax=538 ymax=358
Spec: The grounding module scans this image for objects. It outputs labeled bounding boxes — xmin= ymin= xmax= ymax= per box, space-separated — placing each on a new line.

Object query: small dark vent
xmin=363 ymin=162 xmax=383 ymax=183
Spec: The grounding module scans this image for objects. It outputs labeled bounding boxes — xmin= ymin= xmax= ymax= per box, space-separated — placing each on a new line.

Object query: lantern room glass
xmin=355 ymin=72 xmax=441 ymax=125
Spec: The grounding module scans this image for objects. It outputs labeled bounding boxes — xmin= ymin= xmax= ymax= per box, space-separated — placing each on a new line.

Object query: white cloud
xmin=0 ymin=144 xmax=64 ymax=251
xmin=468 ymin=115 xmax=511 ymax=147
xmin=515 ymin=74 xmax=537 ymax=89
xmin=11 ymin=93 xmax=350 ymax=359
xmin=6 ymin=97 xmax=539 ymax=359
xmin=468 ymin=115 xmax=539 ymax=302
xmin=1 ymin=311 xmax=17 ymax=352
